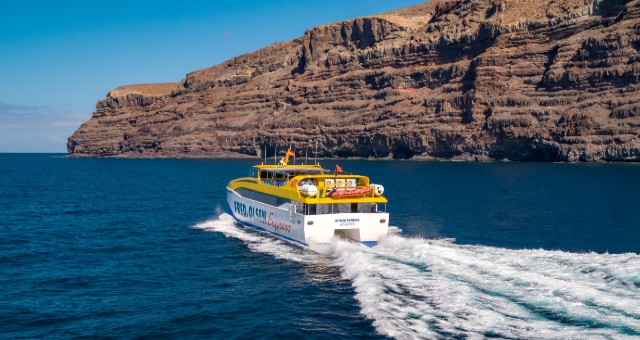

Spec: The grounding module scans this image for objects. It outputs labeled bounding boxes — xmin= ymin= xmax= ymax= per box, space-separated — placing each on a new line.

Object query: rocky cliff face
xmin=68 ymin=0 xmax=640 ymax=161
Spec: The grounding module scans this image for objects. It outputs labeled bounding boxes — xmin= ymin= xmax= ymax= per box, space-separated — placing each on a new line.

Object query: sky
xmin=0 ymin=0 xmax=426 ymax=153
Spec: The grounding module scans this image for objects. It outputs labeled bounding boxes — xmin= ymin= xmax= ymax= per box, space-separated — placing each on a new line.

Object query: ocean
xmin=1 ymin=154 xmax=639 ymax=338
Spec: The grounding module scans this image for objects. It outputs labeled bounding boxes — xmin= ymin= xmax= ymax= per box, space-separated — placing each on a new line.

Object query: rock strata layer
xmin=68 ymin=0 xmax=640 ymax=161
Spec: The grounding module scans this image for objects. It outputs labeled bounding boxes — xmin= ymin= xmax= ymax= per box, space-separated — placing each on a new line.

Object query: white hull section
xmin=226 ymin=188 xmax=389 ymax=247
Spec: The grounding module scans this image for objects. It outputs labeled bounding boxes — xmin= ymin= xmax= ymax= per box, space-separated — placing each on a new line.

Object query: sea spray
xmin=195 ymin=214 xmax=640 ymax=339
xmin=194 ymin=214 xmax=318 ymax=264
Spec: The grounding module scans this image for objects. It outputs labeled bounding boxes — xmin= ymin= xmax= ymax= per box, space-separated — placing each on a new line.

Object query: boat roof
xmin=260 ymin=167 xmax=325 ymax=174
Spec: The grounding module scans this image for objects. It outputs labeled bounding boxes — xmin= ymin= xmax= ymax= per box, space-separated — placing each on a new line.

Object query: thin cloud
xmin=0 ymin=101 xmax=50 ymax=117
xmin=0 ymin=101 xmax=89 ymax=152
xmin=222 ymin=32 xmax=235 ymax=41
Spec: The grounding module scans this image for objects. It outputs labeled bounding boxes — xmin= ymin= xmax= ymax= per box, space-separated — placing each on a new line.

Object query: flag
xmin=335 ymin=165 xmax=343 ymax=173
xmin=287 ymin=150 xmax=295 ymax=158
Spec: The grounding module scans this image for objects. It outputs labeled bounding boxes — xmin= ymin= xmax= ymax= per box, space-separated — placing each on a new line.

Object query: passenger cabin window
xmin=236 ymin=188 xmax=287 ymax=206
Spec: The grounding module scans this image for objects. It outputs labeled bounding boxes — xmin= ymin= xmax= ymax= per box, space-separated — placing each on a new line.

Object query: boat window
xmin=309 ymin=202 xmax=382 ymax=215
xmin=236 ymin=188 xmax=285 ymax=206
xmin=301 ymin=203 xmax=317 ymax=215
xmin=260 ymin=167 xmax=324 ymax=176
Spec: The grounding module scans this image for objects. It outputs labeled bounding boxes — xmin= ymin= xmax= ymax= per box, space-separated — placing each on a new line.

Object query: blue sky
xmin=0 ymin=0 xmax=425 ymax=152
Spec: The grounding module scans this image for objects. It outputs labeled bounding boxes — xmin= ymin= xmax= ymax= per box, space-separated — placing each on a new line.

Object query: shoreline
xmin=62 ymin=152 xmax=640 ymax=164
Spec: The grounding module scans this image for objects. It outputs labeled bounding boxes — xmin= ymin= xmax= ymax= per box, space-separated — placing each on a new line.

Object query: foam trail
xmin=332 ymin=236 xmax=640 ymax=339
xmin=194 ymin=213 xmax=319 ymax=264
xmin=196 ymin=215 xmax=640 ymax=339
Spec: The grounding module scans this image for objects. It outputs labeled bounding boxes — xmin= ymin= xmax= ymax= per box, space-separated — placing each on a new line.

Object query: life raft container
xmin=299 ymin=184 xmax=318 ymax=197
xmin=329 ymin=186 xmax=372 ymax=198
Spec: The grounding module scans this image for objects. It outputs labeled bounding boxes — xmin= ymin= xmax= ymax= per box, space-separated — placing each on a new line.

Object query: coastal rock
xmin=68 ymin=0 xmax=640 ymax=161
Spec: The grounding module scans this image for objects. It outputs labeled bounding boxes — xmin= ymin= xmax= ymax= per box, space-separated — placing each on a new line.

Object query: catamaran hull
xmin=226 ymin=188 xmax=389 ymax=248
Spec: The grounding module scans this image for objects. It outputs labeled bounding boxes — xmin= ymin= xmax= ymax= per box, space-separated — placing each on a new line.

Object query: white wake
xmin=195 ymin=214 xmax=640 ymax=339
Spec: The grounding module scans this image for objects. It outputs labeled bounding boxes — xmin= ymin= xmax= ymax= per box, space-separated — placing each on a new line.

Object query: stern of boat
xmin=303 ymin=212 xmax=389 ymax=247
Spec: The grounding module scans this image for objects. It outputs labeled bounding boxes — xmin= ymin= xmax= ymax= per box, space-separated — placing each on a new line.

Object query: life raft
xmin=329 ymin=186 xmax=372 ymax=198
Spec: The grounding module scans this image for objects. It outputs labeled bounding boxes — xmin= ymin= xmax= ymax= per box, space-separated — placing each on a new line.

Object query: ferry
xmin=225 ymin=149 xmax=389 ymax=248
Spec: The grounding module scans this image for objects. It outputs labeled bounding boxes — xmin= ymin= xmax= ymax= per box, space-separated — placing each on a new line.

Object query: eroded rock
xmin=68 ymin=0 xmax=640 ymax=162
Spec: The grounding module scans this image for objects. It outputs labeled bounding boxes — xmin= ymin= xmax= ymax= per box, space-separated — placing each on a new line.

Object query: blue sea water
xmin=1 ymin=154 xmax=639 ymax=338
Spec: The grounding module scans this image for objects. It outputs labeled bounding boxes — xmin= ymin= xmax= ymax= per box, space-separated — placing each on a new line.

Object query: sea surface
xmin=1 ymin=154 xmax=640 ymax=339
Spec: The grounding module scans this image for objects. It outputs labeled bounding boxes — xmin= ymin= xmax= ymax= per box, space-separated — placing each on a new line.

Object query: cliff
xmin=68 ymin=0 xmax=640 ymax=161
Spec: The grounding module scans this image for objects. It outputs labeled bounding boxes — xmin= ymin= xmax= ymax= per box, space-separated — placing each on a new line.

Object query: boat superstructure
xmin=226 ymin=150 xmax=389 ymax=248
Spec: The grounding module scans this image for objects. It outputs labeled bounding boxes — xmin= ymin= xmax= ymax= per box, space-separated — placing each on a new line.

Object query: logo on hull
xmin=335 ymin=218 xmax=360 ymax=227
xmin=234 ymin=201 xmax=291 ymax=233
xmin=234 ymin=201 xmax=267 ymax=225
xmin=268 ymin=212 xmax=292 ymax=233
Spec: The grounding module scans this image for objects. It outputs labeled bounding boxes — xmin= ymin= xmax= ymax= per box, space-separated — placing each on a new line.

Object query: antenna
xmin=314 ymin=141 xmax=318 ymax=165
xmin=274 ymin=145 xmax=277 ymax=164
xmin=305 ymin=144 xmax=308 ymax=165
xmin=264 ymin=143 xmax=267 ymax=165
